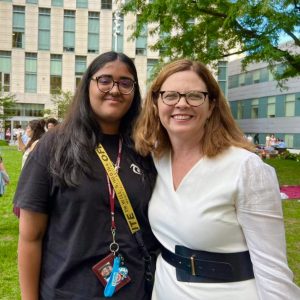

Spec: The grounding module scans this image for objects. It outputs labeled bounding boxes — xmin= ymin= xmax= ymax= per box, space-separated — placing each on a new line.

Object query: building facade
xmin=0 ymin=0 xmax=160 ymax=134
xmin=228 ymin=57 xmax=300 ymax=149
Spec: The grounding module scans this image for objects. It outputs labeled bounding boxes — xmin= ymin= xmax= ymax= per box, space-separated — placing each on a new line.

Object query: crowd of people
xmin=8 ymin=52 xmax=300 ymax=299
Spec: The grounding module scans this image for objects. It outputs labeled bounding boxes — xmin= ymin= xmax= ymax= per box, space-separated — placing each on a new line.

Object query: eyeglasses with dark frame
xmin=91 ymin=75 xmax=136 ymax=95
xmin=159 ymin=91 xmax=209 ymax=107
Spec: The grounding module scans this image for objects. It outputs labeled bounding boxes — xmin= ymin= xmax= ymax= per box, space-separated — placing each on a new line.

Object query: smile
xmin=172 ymin=114 xmax=192 ymax=120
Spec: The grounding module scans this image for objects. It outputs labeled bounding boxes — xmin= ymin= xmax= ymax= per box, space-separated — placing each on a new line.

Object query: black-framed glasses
xmin=159 ymin=91 xmax=209 ymax=107
xmin=92 ymin=75 xmax=136 ymax=95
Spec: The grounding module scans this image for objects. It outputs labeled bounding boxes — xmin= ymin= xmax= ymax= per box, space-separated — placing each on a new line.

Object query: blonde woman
xmin=134 ymin=59 xmax=300 ymax=300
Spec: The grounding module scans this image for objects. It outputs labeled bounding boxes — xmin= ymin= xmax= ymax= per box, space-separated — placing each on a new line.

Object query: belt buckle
xmin=190 ymin=255 xmax=196 ymax=276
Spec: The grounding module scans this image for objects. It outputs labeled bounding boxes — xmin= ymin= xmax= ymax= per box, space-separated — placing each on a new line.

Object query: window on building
xmin=75 ymin=56 xmax=86 ymax=88
xmin=12 ymin=6 xmax=25 ymax=48
xmin=112 ymin=12 xmax=124 ymax=52
xmin=135 ymin=16 xmax=147 ymax=56
xmin=260 ymin=68 xmax=269 ymax=82
xmin=26 ymin=0 xmax=38 ymax=4
xmin=64 ymin=10 xmax=75 ymax=52
xmin=251 ymin=99 xmax=259 ymax=118
xmin=88 ymin=12 xmax=99 ymax=53
xmin=252 ymin=70 xmax=260 ymax=83
xmin=284 ymin=134 xmax=294 ymax=148
xmin=267 ymin=96 xmax=276 ymax=118
xmin=0 ymin=51 xmax=11 ymax=92
xmin=218 ymin=61 xmax=227 ymax=97
xmin=77 ymin=0 xmax=87 ymax=8
xmin=38 ymin=8 xmax=51 ymax=50
xmin=52 ymin=0 xmax=63 ymax=6
xmin=268 ymin=70 xmax=274 ymax=81
xmin=101 ymin=0 xmax=112 ymax=9
xmin=238 ymin=73 xmax=245 ymax=86
xmin=285 ymin=94 xmax=295 ymax=117
xmin=237 ymin=101 xmax=244 ymax=119
xmin=5 ymin=103 xmax=44 ymax=117
xmin=25 ymin=53 xmax=37 ymax=93
xmin=228 ymin=74 xmax=238 ymax=88
xmin=50 ymin=54 xmax=62 ymax=94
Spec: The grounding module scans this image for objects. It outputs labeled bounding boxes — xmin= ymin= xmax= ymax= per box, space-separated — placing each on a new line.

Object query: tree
xmin=0 ymin=93 xmax=16 ymax=122
xmin=122 ymin=0 xmax=300 ymax=81
xmin=50 ymin=90 xmax=73 ymax=120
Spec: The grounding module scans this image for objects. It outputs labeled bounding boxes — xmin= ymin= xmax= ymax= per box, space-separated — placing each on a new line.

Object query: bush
xmin=276 ymin=150 xmax=300 ymax=162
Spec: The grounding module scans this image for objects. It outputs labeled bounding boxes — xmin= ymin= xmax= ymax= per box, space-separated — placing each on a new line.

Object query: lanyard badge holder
xmin=92 ymin=140 xmax=131 ymax=297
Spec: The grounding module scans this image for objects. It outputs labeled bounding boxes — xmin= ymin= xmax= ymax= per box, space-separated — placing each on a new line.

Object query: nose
xmin=175 ymin=95 xmax=189 ymax=107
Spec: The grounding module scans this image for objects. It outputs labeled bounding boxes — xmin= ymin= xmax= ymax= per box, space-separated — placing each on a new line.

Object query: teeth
xmin=173 ymin=115 xmax=191 ymax=120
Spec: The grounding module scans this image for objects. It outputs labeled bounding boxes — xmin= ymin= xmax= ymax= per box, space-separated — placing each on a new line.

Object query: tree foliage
xmin=122 ymin=0 xmax=300 ymax=80
xmin=50 ymin=90 xmax=73 ymax=120
xmin=0 ymin=94 xmax=16 ymax=122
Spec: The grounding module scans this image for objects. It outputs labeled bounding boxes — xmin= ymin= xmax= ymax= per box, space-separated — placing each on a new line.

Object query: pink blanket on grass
xmin=280 ymin=186 xmax=300 ymax=199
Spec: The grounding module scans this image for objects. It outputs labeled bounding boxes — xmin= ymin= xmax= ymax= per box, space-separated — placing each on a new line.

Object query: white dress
xmin=149 ymin=147 xmax=300 ymax=300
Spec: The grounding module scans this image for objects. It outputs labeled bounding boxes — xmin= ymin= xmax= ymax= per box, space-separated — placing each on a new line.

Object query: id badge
xmin=92 ymin=253 xmax=131 ymax=295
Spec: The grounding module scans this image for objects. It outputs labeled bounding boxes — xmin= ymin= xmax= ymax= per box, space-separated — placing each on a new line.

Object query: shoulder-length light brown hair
xmin=133 ymin=59 xmax=254 ymax=158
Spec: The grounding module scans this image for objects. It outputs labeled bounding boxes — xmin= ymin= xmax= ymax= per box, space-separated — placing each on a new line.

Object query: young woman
xmin=17 ymin=119 xmax=46 ymax=168
xmin=134 ymin=59 xmax=300 ymax=300
xmin=14 ymin=52 xmax=159 ymax=300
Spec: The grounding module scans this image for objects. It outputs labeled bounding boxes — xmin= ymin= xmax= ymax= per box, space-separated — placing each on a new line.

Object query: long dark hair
xmin=26 ymin=119 xmax=46 ymax=150
xmin=50 ymin=51 xmax=142 ymax=187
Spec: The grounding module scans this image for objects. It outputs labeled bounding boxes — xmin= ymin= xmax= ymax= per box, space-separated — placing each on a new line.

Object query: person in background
xmin=46 ymin=117 xmax=59 ymax=130
xmin=20 ymin=119 xmax=46 ymax=168
xmin=13 ymin=51 xmax=159 ymax=300
xmin=0 ymin=156 xmax=9 ymax=196
xmin=133 ymin=59 xmax=300 ymax=300
xmin=13 ymin=119 xmax=46 ymax=218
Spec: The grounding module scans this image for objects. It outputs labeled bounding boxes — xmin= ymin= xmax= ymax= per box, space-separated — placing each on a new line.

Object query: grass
xmin=0 ymin=148 xmax=299 ymax=299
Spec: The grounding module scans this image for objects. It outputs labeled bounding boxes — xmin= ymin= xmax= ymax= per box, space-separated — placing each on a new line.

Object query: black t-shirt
xmin=14 ymin=133 xmax=159 ymax=300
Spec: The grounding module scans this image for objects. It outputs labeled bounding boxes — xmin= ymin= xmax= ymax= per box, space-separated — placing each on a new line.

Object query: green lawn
xmin=0 ymin=148 xmax=299 ymax=299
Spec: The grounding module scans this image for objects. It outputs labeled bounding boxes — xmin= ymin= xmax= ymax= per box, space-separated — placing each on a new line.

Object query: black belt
xmin=161 ymin=245 xmax=254 ymax=283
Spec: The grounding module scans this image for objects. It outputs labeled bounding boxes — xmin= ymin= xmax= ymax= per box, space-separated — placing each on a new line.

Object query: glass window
xmin=251 ymin=99 xmax=259 ymax=119
xmin=26 ymin=0 xmax=38 ymax=3
xmin=88 ymin=12 xmax=99 ymax=53
xmin=112 ymin=12 xmax=124 ymax=52
xmin=267 ymin=96 xmax=276 ymax=118
xmin=12 ymin=6 xmax=25 ymax=48
xmin=284 ymin=134 xmax=293 ymax=148
xmin=75 ymin=56 xmax=86 ymax=88
xmin=228 ymin=74 xmax=238 ymax=88
xmin=64 ymin=10 xmax=75 ymax=52
xmin=285 ymin=94 xmax=295 ymax=117
xmin=218 ymin=61 xmax=227 ymax=96
xmin=52 ymin=0 xmax=63 ymax=6
xmin=101 ymin=0 xmax=112 ymax=9
xmin=50 ymin=54 xmax=62 ymax=94
xmin=0 ymin=51 xmax=11 ymax=92
xmin=135 ymin=16 xmax=147 ymax=55
xmin=25 ymin=53 xmax=37 ymax=92
xmin=260 ymin=68 xmax=269 ymax=82
xmin=77 ymin=0 xmax=87 ymax=8
xmin=5 ymin=103 xmax=44 ymax=117
xmin=238 ymin=73 xmax=245 ymax=86
xmin=38 ymin=8 xmax=51 ymax=50
xmin=253 ymin=70 xmax=260 ymax=83
xmin=237 ymin=101 xmax=244 ymax=119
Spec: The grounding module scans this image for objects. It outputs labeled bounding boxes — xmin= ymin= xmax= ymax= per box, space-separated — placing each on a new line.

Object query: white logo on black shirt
xmin=130 ymin=164 xmax=141 ymax=175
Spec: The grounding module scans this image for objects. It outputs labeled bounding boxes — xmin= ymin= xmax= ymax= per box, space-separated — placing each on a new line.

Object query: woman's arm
xmin=236 ymin=155 xmax=300 ymax=299
xmin=17 ymin=134 xmax=26 ymax=153
xmin=18 ymin=209 xmax=48 ymax=300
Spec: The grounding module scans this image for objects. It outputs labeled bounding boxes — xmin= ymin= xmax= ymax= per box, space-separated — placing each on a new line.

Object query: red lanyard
xmin=106 ymin=138 xmax=122 ymax=231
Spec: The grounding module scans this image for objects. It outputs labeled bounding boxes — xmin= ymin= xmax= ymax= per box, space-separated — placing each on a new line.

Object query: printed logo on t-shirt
xmin=130 ymin=163 xmax=141 ymax=175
